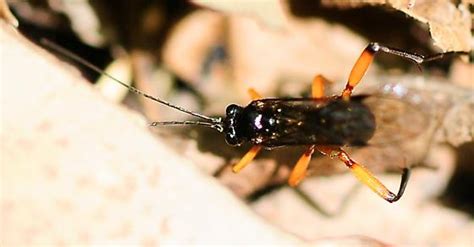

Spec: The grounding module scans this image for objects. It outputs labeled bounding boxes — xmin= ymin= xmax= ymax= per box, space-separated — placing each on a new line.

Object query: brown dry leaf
xmin=449 ymin=59 xmax=474 ymax=88
xmin=227 ymin=15 xmax=369 ymax=97
xmin=192 ymin=0 xmax=288 ymax=29
xmin=322 ymin=0 xmax=471 ymax=51
xmin=163 ymin=9 xmax=371 ymax=109
xmin=162 ymin=10 xmax=225 ymax=86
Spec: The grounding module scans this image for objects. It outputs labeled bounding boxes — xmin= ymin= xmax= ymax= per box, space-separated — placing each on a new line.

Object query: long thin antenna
xmin=41 ymin=39 xmax=222 ymax=125
xmin=151 ymin=121 xmax=224 ymax=132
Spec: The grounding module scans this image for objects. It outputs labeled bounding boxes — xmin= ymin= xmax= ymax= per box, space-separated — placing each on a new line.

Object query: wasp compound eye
xmin=226 ymin=104 xmax=242 ymax=115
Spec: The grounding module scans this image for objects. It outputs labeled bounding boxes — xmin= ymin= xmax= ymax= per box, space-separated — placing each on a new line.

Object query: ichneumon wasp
xmin=42 ymin=40 xmax=468 ymax=203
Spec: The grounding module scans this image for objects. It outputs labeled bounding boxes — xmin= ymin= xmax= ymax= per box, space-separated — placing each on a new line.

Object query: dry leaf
xmin=163 ymin=9 xmax=371 ymax=108
xmin=192 ymin=0 xmax=288 ymax=29
xmin=322 ymin=0 xmax=472 ymax=51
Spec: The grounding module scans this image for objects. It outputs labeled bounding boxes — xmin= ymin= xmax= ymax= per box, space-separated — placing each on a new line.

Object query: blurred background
xmin=3 ymin=0 xmax=473 ymax=245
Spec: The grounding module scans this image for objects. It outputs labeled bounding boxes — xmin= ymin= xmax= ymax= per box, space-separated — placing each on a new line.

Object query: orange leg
xmin=312 ymin=74 xmax=331 ymax=99
xmin=288 ymin=145 xmax=315 ymax=186
xmin=232 ymin=145 xmax=262 ymax=173
xmin=341 ymin=42 xmax=466 ymax=100
xmin=232 ymin=88 xmax=264 ymax=173
xmin=287 ymin=75 xmax=330 ymax=186
xmin=341 ymin=44 xmax=377 ymax=100
xmin=248 ymin=88 xmax=263 ymax=101
xmin=317 ymin=146 xmax=410 ymax=203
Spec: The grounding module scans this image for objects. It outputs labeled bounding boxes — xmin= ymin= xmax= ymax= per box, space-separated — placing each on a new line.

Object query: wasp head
xmin=223 ymin=104 xmax=245 ymax=146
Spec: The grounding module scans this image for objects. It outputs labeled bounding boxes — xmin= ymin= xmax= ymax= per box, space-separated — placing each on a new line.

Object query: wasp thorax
xmin=223 ymin=104 xmax=245 ymax=146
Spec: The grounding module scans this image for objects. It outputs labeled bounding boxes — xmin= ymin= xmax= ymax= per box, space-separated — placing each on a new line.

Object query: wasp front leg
xmin=317 ymin=146 xmax=410 ymax=203
xmin=232 ymin=145 xmax=262 ymax=173
xmin=247 ymin=88 xmax=263 ymax=101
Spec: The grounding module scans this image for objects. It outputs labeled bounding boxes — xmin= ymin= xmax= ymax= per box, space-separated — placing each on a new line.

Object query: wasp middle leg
xmin=288 ymin=74 xmax=332 ymax=186
xmin=311 ymin=74 xmax=330 ymax=99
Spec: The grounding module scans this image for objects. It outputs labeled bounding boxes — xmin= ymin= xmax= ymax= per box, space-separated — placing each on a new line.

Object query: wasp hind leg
xmin=341 ymin=42 xmax=468 ymax=100
xmin=317 ymin=146 xmax=410 ymax=203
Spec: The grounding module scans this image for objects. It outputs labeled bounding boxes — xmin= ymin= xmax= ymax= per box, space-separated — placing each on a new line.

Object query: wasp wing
xmin=362 ymin=95 xmax=429 ymax=145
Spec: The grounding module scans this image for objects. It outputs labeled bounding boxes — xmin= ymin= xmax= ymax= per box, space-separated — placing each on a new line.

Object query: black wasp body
xmin=224 ymin=96 xmax=376 ymax=149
